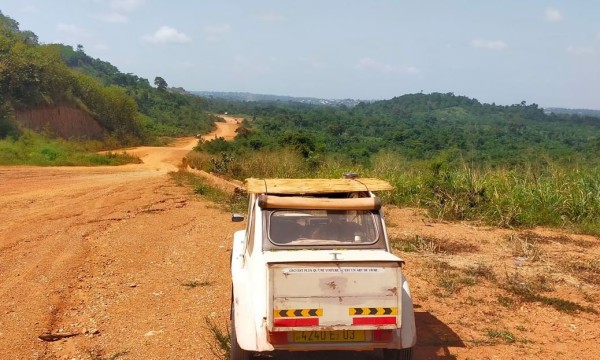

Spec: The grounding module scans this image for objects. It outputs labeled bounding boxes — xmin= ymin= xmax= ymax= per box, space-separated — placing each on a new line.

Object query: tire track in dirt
xmin=0 ymin=138 xmax=244 ymax=359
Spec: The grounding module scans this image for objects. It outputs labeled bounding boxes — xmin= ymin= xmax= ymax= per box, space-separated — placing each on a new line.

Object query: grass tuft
xmin=508 ymin=234 xmax=543 ymax=262
xmin=391 ymin=234 xmax=479 ymax=254
xmin=428 ymin=260 xmax=478 ymax=296
xmin=204 ymin=316 xmax=230 ymax=359
xmin=486 ymin=329 xmax=516 ymax=344
xmin=567 ymin=258 xmax=600 ymax=285
xmin=182 ymin=280 xmax=213 ymax=289
xmin=169 ymin=170 xmax=247 ymax=213
xmin=502 ymin=271 xmax=597 ymax=314
xmin=464 ymin=263 xmax=496 ymax=281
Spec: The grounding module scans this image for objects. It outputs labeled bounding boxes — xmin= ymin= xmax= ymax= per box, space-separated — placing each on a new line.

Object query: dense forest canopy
xmin=201 ymin=92 xmax=600 ymax=166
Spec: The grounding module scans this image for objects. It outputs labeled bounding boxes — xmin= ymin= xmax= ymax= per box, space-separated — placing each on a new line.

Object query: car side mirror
xmin=231 ymin=213 xmax=245 ymax=222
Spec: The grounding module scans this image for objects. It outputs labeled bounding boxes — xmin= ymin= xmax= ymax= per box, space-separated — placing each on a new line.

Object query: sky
xmin=2 ymin=0 xmax=600 ymax=109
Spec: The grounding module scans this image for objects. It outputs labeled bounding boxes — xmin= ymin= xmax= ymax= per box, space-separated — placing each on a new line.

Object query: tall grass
xmin=188 ymin=149 xmax=600 ymax=235
xmin=0 ymin=130 xmax=141 ymax=166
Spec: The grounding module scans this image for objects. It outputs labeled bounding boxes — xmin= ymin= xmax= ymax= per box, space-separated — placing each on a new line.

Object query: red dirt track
xmin=0 ymin=137 xmax=242 ymax=359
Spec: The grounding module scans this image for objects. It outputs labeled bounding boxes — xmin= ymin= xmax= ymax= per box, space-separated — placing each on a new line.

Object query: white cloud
xmin=257 ymin=11 xmax=286 ymax=22
xmin=142 ymin=26 xmax=192 ymax=44
xmin=470 ymin=39 xmax=508 ymax=50
xmin=354 ymin=58 xmax=420 ymax=75
xmin=204 ymin=24 xmax=232 ymax=42
xmin=545 ymin=7 xmax=563 ymax=22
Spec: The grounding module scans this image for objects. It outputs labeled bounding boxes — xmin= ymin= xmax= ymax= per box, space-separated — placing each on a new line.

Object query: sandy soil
xmin=1 ymin=129 xmax=598 ymax=359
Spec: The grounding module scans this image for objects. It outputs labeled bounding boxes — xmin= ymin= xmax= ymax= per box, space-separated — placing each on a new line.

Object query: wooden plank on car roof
xmin=245 ymin=178 xmax=393 ymax=194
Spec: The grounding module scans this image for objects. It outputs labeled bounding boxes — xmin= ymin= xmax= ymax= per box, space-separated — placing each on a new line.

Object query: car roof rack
xmin=245 ymin=178 xmax=393 ymax=194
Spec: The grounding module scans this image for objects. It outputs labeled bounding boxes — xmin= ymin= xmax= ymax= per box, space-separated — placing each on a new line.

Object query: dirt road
xmin=1 ymin=133 xmax=599 ymax=359
xmin=0 ymin=138 xmax=242 ymax=359
xmin=202 ymin=116 xmax=242 ymax=142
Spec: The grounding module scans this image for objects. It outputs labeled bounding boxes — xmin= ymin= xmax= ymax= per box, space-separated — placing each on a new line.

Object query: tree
xmin=154 ymin=76 xmax=167 ymax=91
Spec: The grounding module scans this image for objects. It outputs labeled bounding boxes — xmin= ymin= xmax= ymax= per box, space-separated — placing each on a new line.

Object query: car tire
xmin=383 ymin=348 xmax=413 ymax=360
xmin=230 ymin=302 xmax=251 ymax=360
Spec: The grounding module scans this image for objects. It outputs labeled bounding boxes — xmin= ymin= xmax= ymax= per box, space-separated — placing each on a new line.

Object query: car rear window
xmin=267 ymin=209 xmax=380 ymax=246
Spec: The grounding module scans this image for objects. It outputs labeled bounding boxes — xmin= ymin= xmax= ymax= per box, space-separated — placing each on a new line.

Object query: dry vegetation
xmin=386 ymin=207 xmax=600 ymax=359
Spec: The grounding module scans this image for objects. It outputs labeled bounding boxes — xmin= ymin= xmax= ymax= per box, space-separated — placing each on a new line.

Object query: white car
xmin=230 ymin=177 xmax=416 ymax=360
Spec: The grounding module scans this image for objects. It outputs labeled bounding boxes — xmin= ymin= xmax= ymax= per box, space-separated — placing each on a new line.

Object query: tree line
xmin=200 ymin=92 xmax=600 ymax=167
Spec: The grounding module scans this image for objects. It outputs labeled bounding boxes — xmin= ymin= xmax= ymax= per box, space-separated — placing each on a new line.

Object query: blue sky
xmin=2 ymin=0 xmax=600 ymax=109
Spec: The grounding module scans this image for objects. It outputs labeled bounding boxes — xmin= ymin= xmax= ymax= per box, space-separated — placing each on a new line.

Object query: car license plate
xmin=293 ymin=330 xmax=365 ymax=343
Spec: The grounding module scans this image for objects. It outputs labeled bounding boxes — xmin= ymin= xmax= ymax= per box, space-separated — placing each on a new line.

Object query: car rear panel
xmin=268 ymin=261 xmax=402 ymax=333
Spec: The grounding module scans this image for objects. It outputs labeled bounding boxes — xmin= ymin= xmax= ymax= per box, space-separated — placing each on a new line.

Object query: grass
xmin=464 ymin=263 xmax=496 ymax=281
xmin=486 ymin=329 xmax=516 ymax=344
xmin=567 ymin=258 xmax=600 ymax=285
xmin=0 ymin=130 xmax=140 ymax=166
xmin=169 ymin=170 xmax=246 ymax=213
xmin=419 ymin=257 xmax=596 ymax=314
xmin=392 ymin=234 xmax=441 ymax=253
xmin=437 ymin=271 xmax=477 ymax=296
xmin=189 ymin=148 xmax=600 ymax=235
xmin=204 ymin=316 xmax=230 ymax=359
xmin=182 ymin=280 xmax=213 ymax=288
xmin=391 ymin=234 xmax=479 ymax=254
xmin=502 ymin=271 xmax=597 ymax=314
xmin=497 ymin=295 xmax=515 ymax=308
xmin=425 ymin=260 xmax=479 ymax=296
xmin=507 ymin=234 xmax=544 ymax=262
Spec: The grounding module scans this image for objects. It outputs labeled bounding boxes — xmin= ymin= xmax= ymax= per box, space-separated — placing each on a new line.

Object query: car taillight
xmin=268 ymin=331 xmax=289 ymax=345
xmin=372 ymin=329 xmax=393 ymax=342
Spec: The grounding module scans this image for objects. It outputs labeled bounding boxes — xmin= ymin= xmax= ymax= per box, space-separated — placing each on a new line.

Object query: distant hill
xmin=544 ymin=107 xmax=600 ymax=117
xmin=192 ymin=91 xmax=368 ymax=107
xmin=199 ymin=92 xmax=600 ymax=166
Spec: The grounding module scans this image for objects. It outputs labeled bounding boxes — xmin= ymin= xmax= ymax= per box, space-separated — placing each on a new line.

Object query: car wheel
xmin=383 ymin=347 xmax=413 ymax=360
xmin=230 ymin=302 xmax=251 ymax=360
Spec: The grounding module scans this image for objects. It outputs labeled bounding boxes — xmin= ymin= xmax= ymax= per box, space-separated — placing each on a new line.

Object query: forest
xmin=201 ymin=93 xmax=600 ymax=167
xmin=194 ymin=94 xmax=600 ymax=235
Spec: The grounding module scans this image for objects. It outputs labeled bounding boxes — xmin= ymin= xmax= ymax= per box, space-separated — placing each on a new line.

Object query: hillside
xmin=201 ymin=92 xmax=600 ymax=166
xmin=0 ymin=10 xmax=216 ymax=147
